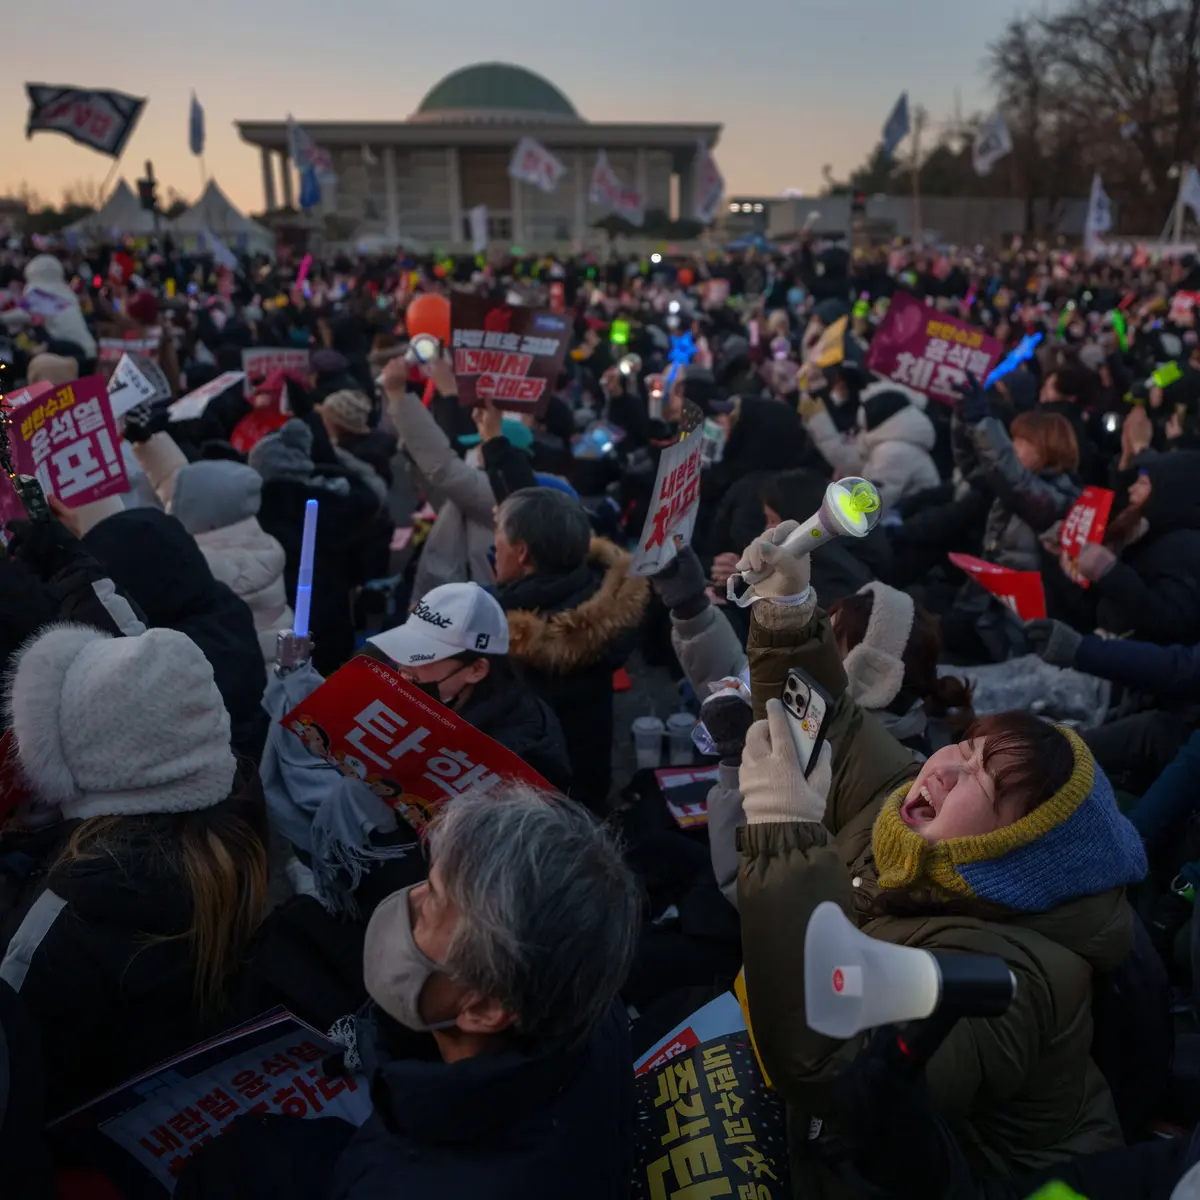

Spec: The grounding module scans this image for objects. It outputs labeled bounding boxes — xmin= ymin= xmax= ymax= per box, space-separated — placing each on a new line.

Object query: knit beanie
xmin=7 ymin=624 xmax=236 ymax=820
xmin=871 ymin=728 xmax=1147 ymax=913
xmin=126 ymin=290 xmax=160 ymax=327
xmin=248 ymin=418 xmax=316 ymax=483
xmin=171 ymin=460 xmax=264 ymax=535
xmin=319 ymin=390 xmax=372 ymax=437
xmin=842 ymin=582 xmax=916 ymax=710
xmin=26 ymin=353 xmax=79 ymax=387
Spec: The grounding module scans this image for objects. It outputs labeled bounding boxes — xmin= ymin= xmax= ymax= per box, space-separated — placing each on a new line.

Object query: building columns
xmin=679 ymin=150 xmax=697 ymax=223
xmin=383 ymin=146 xmax=400 ymax=241
xmin=510 ymin=170 xmax=524 ymax=248
xmin=260 ymin=147 xmax=277 ymax=212
xmin=573 ymin=152 xmax=587 ymax=240
xmin=446 ymin=148 xmax=463 ymax=247
xmin=636 ymin=148 xmax=649 ymax=203
xmin=279 ymin=152 xmax=294 ymax=209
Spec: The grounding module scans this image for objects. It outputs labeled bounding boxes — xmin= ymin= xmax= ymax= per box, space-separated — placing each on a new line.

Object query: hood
xmin=1143 ymin=451 xmax=1200 ymax=534
xmin=195 ymin=517 xmax=287 ymax=594
xmin=859 ymin=402 xmax=936 ymax=453
xmin=725 ymin=398 xmax=807 ymax=473
xmin=171 ymin=460 xmax=263 ymax=535
xmin=24 ymin=253 xmax=67 ymax=289
xmin=503 ymin=539 xmax=649 ymax=675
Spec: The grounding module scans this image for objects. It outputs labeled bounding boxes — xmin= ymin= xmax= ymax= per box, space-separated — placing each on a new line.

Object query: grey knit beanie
xmin=171 ymin=461 xmax=263 ymax=535
xmin=248 ymin=418 xmax=315 ymax=483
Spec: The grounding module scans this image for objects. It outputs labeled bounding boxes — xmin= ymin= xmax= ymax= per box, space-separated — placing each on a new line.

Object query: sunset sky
xmin=5 ymin=0 xmax=1033 ymax=215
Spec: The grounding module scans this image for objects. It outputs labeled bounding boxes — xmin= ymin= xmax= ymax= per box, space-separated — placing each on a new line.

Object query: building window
xmin=462 ymin=214 xmax=513 ymax=241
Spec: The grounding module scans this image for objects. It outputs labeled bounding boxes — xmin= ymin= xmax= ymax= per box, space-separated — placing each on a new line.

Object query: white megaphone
xmin=728 ymin=477 xmax=883 ymax=606
xmin=804 ymin=902 xmax=1015 ymax=1043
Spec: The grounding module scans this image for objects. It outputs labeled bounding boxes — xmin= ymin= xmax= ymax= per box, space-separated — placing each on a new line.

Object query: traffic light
xmin=851 ymin=191 xmax=867 ymax=217
xmin=137 ymin=160 xmax=158 ymax=211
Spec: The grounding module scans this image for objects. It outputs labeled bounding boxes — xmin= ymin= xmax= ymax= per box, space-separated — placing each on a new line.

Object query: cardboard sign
xmin=449 ymin=295 xmax=570 ymax=414
xmin=9 ymin=375 xmax=129 ymax=509
xmin=655 ymin=766 xmax=720 ymax=830
xmin=284 ymin=654 xmax=552 ymax=835
xmin=631 ymin=1034 xmax=789 ymax=1200
xmin=633 ymin=991 xmax=745 ymax=1077
xmin=2 ymin=380 xmax=53 ymax=410
xmin=241 ymin=348 xmax=310 ymax=398
xmin=1059 ymin=486 xmax=1114 ymax=589
xmin=98 ymin=328 xmax=161 ymax=366
xmin=168 ymin=371 xmax=247 ymax=422
xmin=629 ymin=431 xmax=705 ymax=576
xmin=949 ymin=552 xmax=1046 ymax=620
xmin=107 ymin=352 xmax=171 ymax=419
xmin=867 ymin=292 xmax=1004 ymax=404
xmin=50 ymin=1011 xmax=370 ymax=1194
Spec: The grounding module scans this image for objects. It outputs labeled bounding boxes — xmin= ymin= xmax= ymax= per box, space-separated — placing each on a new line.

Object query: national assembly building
xmin=236 ymin=63 xmax=722 ymax=252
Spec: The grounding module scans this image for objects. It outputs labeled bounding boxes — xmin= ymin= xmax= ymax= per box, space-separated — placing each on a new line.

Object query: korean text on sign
xmin=629 ymin=434 xmax=705 ymax=576
xmin=10 ymin=375 xmax=129 ymax=508
xmin=1059 ymin=487 xmax=1114 ymax=589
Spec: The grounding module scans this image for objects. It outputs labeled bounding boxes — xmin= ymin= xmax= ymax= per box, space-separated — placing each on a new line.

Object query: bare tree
xmin=8 ymin=181 xmax=48 ymax=212
xmin=60 ymin=178 xmax=106 ymax=210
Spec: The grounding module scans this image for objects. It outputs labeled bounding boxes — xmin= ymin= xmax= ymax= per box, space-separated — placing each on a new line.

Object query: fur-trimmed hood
xmin=501 ymin=539 xmax=649 ymax=675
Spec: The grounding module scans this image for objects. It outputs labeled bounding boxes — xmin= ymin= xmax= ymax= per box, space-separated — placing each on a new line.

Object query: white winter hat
xmin=6 ymin=624 xmax=236 ymax=820
xmin=841 ymin=582 xmax=916 ymax=711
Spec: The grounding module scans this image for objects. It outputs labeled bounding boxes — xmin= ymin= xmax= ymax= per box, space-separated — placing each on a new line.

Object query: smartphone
xmin=14 ymin=475 xmax=52 ymax=523
xmin=781 ymin=667 xmax=833 ymax=778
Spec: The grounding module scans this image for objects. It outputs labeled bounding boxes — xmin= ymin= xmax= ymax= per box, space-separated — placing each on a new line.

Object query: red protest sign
xmin=97 ymin=327 xmax=162 ymax=366
xmin=1059 ymin=486 xmax=1114 ymax=589
xmin=1169 ymin=291 xmax=1200 ymax=326
xmin=9 ymin=375 xmax=129 ymax=509
xmin=867 ymin=292 xmax=1004 ymax=405
xmin=241 ymin=348 xmax=310 ymax=398
xmin=949 ymin=552 xmax=1046 ymax=620
xmin=629 ymin=432 xmax=705 ymax=576
xmin=450 ymin=295 xmax=570 ymax=415
xmin=284 ymin=654 xmax=551 ymax=835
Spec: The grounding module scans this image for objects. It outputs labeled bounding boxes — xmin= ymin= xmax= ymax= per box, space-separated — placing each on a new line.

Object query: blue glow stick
xmin=664 ymin=331 xmax=696 ymax=390
xmin=293 ymin=498 xmax=319 ymax=638
xmin=985 ymin=333 xmax=1043 ymax=389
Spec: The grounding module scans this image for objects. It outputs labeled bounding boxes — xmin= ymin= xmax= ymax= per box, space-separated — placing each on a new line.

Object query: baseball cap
xmin=368 ymin=583 xmax=510 ymax=666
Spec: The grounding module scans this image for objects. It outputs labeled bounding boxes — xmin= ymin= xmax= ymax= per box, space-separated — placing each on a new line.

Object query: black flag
xmin=25 ymin=84 xmax=146 ymax=158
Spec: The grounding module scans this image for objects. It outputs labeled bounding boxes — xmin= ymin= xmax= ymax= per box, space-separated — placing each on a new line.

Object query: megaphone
xmin=805 ymin=901 xmax=1015 ymax=1045
xmin=728 ymin=477 xmax=882 ymax=605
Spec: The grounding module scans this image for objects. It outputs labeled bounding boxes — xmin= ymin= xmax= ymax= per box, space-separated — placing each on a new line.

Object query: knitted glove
xmin=955 ymin=373 xmax=990 ymax=425
xmin=700 ymin=690 xmax=755 ymax=761
xmin=6 ymin=517 xmax=81 ymax=581
xmin=122 ymin=400 xmax=170 ymax=444
xmin=650 ymin=545 xmax=708 ymax=615
xmin=734 ymin=520 xmax=812 ymax=602
xmin=740 ymin=699 xmax=832 ymax=825
xmin=1076 ymin=543 xmax=1117 ymax=583
xmin=1025 ymin=618 xmax=1082 ymax=667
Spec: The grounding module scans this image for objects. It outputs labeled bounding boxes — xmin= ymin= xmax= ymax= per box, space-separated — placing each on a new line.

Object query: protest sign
xmin=655 ymin=766 xmax=720 ymax=830
xmin=1 ymin=380 xmax=53 ymax=410
xmin=107 ymin=352 xmax=172 ymax=418
xmin=168 ymin=371 xmax=247 ymax=422
xmin=631 ymin=1033 xmax=789 ymax=1200
xmin=1059 ymin=486 xmax=1114 ymax=589
xmin=1169 ymin=291 xmax=1200 ymax=326
xmin=21 ymin=285 xmax=73 ymax=319
xmin=949 ymin=552 xmax=1046 ymax=620
xmin=284 ymin=654 xmax=552 ymax=835
xmin=633 ymin=991 xmax=746 ymax=1077
xmin=867 ymin=292 xmax=1003 ymax=404
xmin=449 ymin=295 xmax=570 ymax=415
xmin=628 ymin=428 xmax=705 ymax=576
xmin=50 ymin=1011 xmax=370 ymax=1195
xmin=9 ymin=375 xmax=129 ymax=508
xmin=242 ymin=348 xmax=310 ymax=398
xmin=508 ymin=136 xmax=567 ymax=194
xmin=98 ymin=328 xmax=162 ymax=366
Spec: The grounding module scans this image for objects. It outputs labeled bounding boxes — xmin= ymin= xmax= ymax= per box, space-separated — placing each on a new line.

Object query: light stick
xmin=293 ymin=498 xmax=319 ymax=638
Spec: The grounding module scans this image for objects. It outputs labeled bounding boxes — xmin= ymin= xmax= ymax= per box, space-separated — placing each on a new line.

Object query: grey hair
xmin=427 ymin=784 xmax=641 ymax=1049
xmin=495 ymin=487 xmax=592 ymax=573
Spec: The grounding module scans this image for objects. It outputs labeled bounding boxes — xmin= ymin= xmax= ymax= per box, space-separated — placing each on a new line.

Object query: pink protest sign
xmin=9 ymin=375 xmax=129 ymax=509
xmin=867 ymin=292 xmax=1004 ymax=404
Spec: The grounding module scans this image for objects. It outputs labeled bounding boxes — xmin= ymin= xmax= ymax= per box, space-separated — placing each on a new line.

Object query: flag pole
xmin=911 ymin=108 xmax=924 ymax=247
xmin=1173 ymin=165 xmax=1189 ymax=245
xmin=98 ymin=153 xmax=123 ymax=202
xmin=199 ymin=153 xmax=208 ymax=193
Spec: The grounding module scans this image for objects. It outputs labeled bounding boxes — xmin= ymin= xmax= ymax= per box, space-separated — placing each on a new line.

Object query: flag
xmin=468 ymin=205 xmax=489 ymax=255
xmin=288 ymin=116 xmax=336 ymax=182
xmin=189 ymin=91 xmax=205 ymax=157
xmin=973 ymin=110 xmax=1012 ymax=177
xmin=25 ymin=84 xmax=146 ymax=158
xmin=361 ymin=145 xmax=378 ymax=167
xmin=693 ymin=142 xmax=725 ymax=226
xmin=1085 ymin=172 xmax=1113 ymax=251
xmin=508 ymin=137 xmax=567 ymax=194
xmin=298 ymin=166 xmax=322 ymax=211
xmin=201 ymin=229 xmax=238 ymax=272
xmin=881 ymin=93 xmax=910 ymax=163
xmin=589 ymin=152 xmax=646 ymax=227
xmin=1180 ymin=165 xmax=1200 ymax=226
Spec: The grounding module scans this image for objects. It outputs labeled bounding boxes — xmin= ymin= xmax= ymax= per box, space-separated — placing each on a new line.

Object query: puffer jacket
xmin=738 ymin=602 xmax=1136 ymax=1196
xmin=20 ymin=254 xmax=97 ymax=358
xmin=965 ymin=415 xmax=1080 ymax=571
xmin=805 ymin=402 xmax=940 ymax=512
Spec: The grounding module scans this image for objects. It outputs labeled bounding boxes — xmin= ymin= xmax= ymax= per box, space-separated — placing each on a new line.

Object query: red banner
xmin=1059 ymin=486 xmax=1114 ymax=589
xmin=948 ymin=552 xmax=1046 ymax=620
xmin=867 ymin=292 xmax=1004 ymax=404
xmin=284 ymin=654 xmax=551 ymax=835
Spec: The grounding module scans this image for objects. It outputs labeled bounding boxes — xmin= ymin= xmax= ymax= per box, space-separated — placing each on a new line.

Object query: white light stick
xmin=294 ymin=498 xmax=319 ymax=638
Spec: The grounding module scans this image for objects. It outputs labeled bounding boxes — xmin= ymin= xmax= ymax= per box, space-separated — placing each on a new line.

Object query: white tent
xmin=170 ymin=180 xmax=274 ymax=258
xmin=64 ymin=179 xmax=159 ymax=239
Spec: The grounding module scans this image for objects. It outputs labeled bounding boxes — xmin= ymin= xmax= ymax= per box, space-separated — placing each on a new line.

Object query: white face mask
xmin=363 ymin=885 xmax=460 ymax=1033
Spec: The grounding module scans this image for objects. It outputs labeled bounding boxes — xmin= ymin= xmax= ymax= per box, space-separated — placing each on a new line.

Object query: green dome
xmin=414 ymin=63 xmax=579 ymax=122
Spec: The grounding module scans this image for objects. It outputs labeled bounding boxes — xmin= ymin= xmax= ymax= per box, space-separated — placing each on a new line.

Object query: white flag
xmin=693 ymin=142 xmax=725 ymax=226
xmin=1180 ymin=166 xmax=1200 ymax=225
xmin=1085 ymin=173 xmax=1114 ymax=251
xmin=200 ymin=228 xmax=238 ymax=272
xmin=973 ymin=110 xmax=1012 ymax=177
xmin=360 ymin=145 xmax=378 ymax=167
xmin=588 ymin=152 xmax=646 ymax=227
xmin=468 ymin=205 xmax=489 ymax=255
xmin=508 ymin=137 xmax=566 ymax=194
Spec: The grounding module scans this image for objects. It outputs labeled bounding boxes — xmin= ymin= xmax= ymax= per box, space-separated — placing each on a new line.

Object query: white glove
xmin=739 ymin=698 xmax=832 ymax=825
xmin=733 ymin=520 xmax=813 ymax=602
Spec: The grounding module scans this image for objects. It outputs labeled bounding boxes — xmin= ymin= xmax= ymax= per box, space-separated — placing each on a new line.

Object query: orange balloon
xmin=405 ymin=292 xmax=451 ymax=343
xmin=678 ymin=267 xmax=695 ymax=287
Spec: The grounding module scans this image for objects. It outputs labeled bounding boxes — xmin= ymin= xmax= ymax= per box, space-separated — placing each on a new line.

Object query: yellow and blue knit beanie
xmin=872 ymin=728 xmax=1147 ymax=912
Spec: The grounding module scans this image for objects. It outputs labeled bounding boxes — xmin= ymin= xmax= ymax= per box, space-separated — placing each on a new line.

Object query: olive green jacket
xmin=738 ymin=602 xmax=1131 ymax=1194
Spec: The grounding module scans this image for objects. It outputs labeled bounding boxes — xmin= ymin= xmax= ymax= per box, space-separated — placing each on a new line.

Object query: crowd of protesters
xmin=0 ymin=227 xmax=1199 ymax=1199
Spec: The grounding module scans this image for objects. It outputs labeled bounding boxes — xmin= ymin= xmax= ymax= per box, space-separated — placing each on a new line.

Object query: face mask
xmin=363 ymin=885 xmax=460 ymax=1033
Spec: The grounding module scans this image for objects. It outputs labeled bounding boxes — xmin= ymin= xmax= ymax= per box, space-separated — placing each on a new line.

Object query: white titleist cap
xmin=368 ymin=582 xmax=510 ymax=666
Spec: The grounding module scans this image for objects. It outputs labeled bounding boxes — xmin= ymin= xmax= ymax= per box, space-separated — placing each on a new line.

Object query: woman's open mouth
xmin=900 ymin=779 xmax=940 ymax=826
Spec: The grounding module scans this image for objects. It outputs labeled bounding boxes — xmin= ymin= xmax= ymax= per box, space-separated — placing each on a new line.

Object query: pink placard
xmin=9 ymin=375 xmax=129 ymax=509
